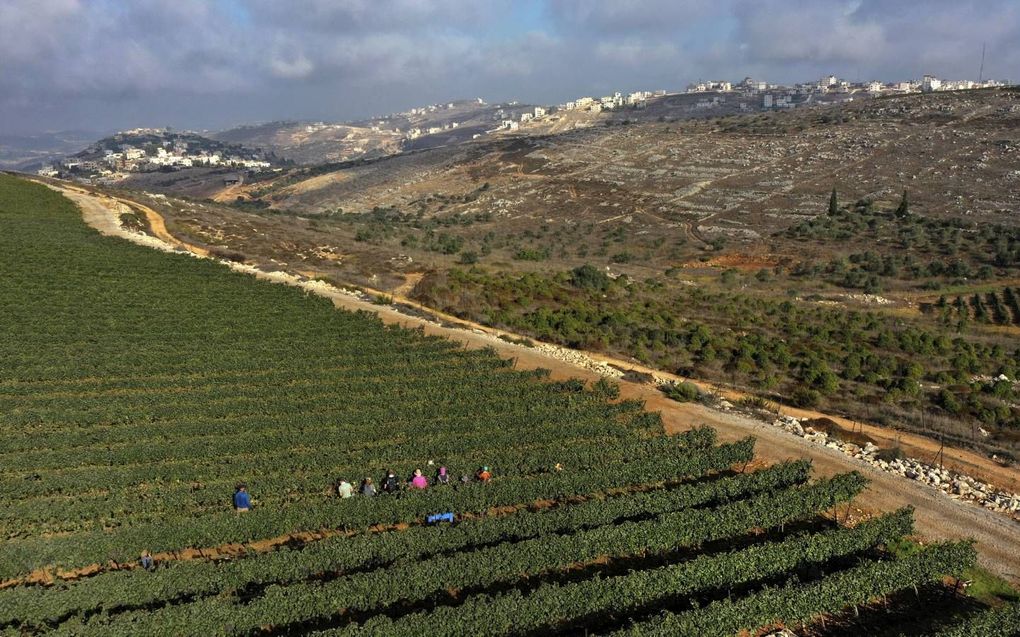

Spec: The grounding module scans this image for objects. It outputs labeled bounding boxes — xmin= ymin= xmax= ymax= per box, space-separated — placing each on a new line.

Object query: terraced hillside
xmin=0 ymin=174 xmax=1013 ymax=635
xmin=120 ymin=89 xmax=1020 ymax=457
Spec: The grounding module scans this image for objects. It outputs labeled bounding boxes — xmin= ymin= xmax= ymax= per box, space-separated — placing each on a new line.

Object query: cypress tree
xmin=828 ymin=187 xmax=839 ymax=216
xmin=895 ymin=189 xmax=910 ymax=218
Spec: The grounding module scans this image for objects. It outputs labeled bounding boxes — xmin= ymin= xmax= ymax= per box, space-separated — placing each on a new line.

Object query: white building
xmin=520 ymin=112 xmax=533 ymax=123
xmin=921 ymin=74 xmax=942 ymax=92
xmin=740 ymin=77 xmax=768 ymax=92
xmin=534 ymin=106 xmax=546 ymax=118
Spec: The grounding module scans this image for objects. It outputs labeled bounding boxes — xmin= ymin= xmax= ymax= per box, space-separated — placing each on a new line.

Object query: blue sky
xmin=1 ymin=0 xmax=1017 ymax=134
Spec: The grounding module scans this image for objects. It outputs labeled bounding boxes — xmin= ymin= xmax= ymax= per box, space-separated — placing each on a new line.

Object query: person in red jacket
xmin=476 ymin=466 xmax=492 ymax=483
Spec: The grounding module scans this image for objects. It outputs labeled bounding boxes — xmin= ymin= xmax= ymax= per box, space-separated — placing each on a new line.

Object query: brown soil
xmin=393 ymin=272 xmax=426 ymax=297
xmin=684 ymin=252 xmax=791 ymax=271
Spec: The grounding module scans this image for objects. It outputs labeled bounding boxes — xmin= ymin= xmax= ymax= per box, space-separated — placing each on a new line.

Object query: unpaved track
xmin=36 ymin=178 xmax=1020 ymax=585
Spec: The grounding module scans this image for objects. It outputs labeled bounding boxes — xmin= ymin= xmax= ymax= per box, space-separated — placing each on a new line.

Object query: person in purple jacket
xmin=233 ymin=484 xmax=252 ymax=512
xmin=436 ymin=466 xmax=450 ymax=485
xmin=410 ymin=469 xmax=428 ymax=490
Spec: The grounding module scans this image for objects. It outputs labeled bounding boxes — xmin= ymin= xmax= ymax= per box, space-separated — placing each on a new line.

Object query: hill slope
xmin=0 ymin=174 xmax=1007 ymax=635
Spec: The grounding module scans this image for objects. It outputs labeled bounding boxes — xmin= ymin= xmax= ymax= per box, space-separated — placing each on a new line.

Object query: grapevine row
xmin=609 ymin=541 xmax=977 ymax=636
xmin=0 ymin=438 xmax=755 ymax=579
xmin=66 ymin=471 xmax=862 ymax=635
xmin=0 ymin=461 xmax=809 ymax=629
xmin=321 ymin=508 xmax=916 ymax=637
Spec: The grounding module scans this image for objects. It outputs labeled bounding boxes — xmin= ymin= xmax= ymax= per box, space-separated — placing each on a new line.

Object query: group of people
xmin=130 ymin=466 xmax=498 ymax=573
xmin=335 ymin=465 xmax=492 ymax=499
xmin=227 ymin=466 xmax=495 ymax=513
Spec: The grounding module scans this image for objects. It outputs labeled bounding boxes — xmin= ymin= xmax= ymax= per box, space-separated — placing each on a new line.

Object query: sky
xmin=1 ymin=0 xmax=1018 ymax=135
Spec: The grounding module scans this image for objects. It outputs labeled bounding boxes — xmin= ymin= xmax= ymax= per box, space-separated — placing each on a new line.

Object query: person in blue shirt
xmin=233 ymin=484 xmax=252 ymax=512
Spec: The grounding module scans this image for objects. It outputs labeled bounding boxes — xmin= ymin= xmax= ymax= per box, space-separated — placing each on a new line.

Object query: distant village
xmin=37 ymin=72 xmax=1011 ymax=180
xmin=37 ymin=127 xmax=275 ymax=183
xmin=685 ymin=73 xmax=1008 ymax=109
xmin=482 ymin=72 xmax=1008 ymax=136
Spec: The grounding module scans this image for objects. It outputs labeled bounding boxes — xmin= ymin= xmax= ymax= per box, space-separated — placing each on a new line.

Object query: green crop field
xmin=0 ymin=174 xmax=1012 ymax=635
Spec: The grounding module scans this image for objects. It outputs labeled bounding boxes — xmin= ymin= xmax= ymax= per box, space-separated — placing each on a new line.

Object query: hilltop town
xmin=33 ymin=71 xmax=1008 ymax=181
xmin=36 ymin=128 xmax=281 ymax=184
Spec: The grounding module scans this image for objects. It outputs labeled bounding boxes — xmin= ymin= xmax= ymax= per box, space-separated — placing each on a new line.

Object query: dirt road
xmin=40 ymin=179 xmax=1020 ymax=585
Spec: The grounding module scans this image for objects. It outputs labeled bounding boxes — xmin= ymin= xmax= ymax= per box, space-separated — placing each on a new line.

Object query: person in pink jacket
xmin=410 ymin=468 xmax=428 ymax=489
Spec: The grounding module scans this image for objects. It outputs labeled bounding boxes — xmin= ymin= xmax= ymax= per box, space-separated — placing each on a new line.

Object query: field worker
xmin=436 ymin=466 xmax=450 ymax=485
xmin=410 ymin=469 xmax=429 ymax=490
xmin=382 ymin=470 xmax=399 ymax=494
xmin=360 ymin=477 xmax=376 ymax=496
xmin=140 ymin=551 xmax=155 ymax=571
xmin=337 ymin=479 xmax=354 ymax=499
xmin=233 ymin=484 xmax=252 ymax=512
xmin=477 ymin=466 xmax=492 ymax=483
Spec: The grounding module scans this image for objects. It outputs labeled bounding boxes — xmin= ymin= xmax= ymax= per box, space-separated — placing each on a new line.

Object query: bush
xmin=662 ymin=381 xmax=701 ymax=403
xmin=875 ymin=446 xmax=905 ymax=463
xmin=738 ymin=395 xmax=779 ymax=413
xmin=210 ymin=247 xmax=247 ymax=263
xmin=497 ymin=334 xmax=534 ymax=348
xmin=569 ymin=264 xmax=612 ymax=291
xmin=790 ymin=387 xmax=821 ymax=408
xmin=591 ymin=377 xmax=621 ymax=400
xmin=513 ymin=248 xmax=549 ymax=261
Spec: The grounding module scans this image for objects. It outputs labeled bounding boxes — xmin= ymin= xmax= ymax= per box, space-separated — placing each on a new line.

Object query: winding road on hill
xmin=33 ymin=177 xmax=1020 ymax=585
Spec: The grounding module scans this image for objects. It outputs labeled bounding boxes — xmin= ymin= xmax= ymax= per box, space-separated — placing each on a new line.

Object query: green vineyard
xmin=0 ymin=173 xmax=1012 ymax=635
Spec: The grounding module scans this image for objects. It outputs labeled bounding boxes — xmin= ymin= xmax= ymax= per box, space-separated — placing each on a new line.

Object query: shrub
xmin=791 ymin=387 xmax=821 ymax=408
xmin=513 ymin=248 xmax=549 ymax=261
xmin=662 ymin=381 xmax=701 ymax=403
xmin=875 ymin=446 xmax=905 ymax=462
xmin=591 ymin=377 xmax=621 ymax=400
xmin=209 ymin=247 xmax=247 ymax=263
xmin=738 ymin=395 xmax=779 ymax=413
xmin=569 ymin=264 xmax=612 ymax=291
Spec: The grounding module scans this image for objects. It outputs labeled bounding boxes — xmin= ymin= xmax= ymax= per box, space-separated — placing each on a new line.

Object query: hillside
xmin=0 ymin=130 xmax=97 ymax=171
xmin=212 ymin=99 xmax=533 ymax=165
xmin=72 ymin=129 xmax=278 ymax=165
xmin=3 ymin=173 xmax=1019 ymax=635
xmin=107 ymin=89 xmax=1020 ymax=459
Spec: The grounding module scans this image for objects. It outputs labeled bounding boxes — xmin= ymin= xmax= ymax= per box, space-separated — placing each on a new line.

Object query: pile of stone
xmin=771 ymin=415 xmax=1020 ymax=521
xmin=532 ymin=343 xmax=625 ymax=378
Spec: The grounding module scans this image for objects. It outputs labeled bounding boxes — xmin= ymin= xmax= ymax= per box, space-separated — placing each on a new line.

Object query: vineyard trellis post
xmin=932 ymin=435 xmax=945 ymax=471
